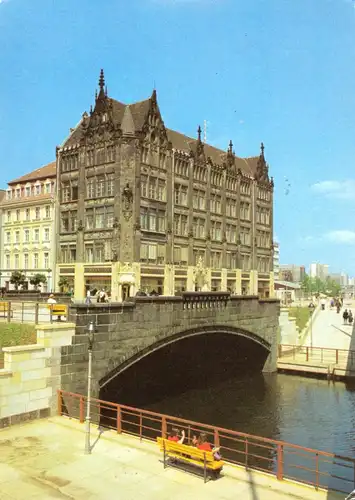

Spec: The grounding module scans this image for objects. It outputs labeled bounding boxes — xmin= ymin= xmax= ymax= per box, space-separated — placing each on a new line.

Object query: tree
xmin=30 ymin=273 xmax=47 ymax=291
xmin=58 ymin=276 xmax=69 ymax=292
xmin=10 ymin=271 xmax=26 ymax=291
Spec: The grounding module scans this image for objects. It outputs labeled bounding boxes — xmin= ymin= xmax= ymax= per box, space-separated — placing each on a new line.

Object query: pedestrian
xmin=343 ymin=309 xmax=349 ymax=324
xmin=349 ymin=311 xmax=353 ymax=326
xmin=85 ymin=289 xmax=91 ymax=305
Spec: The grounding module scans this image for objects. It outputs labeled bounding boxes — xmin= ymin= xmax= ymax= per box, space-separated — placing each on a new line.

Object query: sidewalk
xmin=0 ymin=417 xmax=345 ymax=499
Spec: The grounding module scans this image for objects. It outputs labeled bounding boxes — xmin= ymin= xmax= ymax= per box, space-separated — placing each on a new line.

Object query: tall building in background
xmin=0 ymin=163 xmax=57 ymax=291
xmin=309 ymin=262 xmax=329 ymax=281
xmin=279 ymin=264 xmax=305 ymax=283
xmin=273 ymin=241 xmax=280 ymax=279
xmin=56 ymin=71 xmax=274 ymax=300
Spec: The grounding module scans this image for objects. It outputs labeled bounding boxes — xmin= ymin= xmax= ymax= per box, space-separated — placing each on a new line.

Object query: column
xmin=164 ymin=264 xmax=175 ymax=296
xmin=111 ymin=261 xmax=120 ymax=302
xmin=269 ymin=271 xmax=275 ymax=298
xmin=74 ymin=263 xmax=85 ymax=300
xmin=221 ymin=268 xmax=227 ymax=292
xmin=235 ymin=269 xmax=242 ymax=295
xmin=249 ymin=269 xmax=258 ymax=295
xmin=187 ymin=266 xmax=195 ymax=291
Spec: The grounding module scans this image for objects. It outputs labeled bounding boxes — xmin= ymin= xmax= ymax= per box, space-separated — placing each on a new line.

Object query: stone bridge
xmin=61 ymin=292 xmax=280 ymax=399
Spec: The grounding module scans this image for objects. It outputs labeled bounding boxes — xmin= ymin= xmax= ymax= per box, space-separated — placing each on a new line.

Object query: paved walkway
xmin=0 ymin=417 xmax=345 ymax=499
xmin=304 ymin=300 xmax=355 ymax=350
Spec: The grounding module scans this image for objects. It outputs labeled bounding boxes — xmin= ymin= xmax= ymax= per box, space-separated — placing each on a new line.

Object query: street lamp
xmin=84 ymin=320 xmax=95 ymax=455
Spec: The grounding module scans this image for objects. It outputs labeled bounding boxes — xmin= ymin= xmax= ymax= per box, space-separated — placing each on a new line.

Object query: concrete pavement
xmin=0 ymin=417 xmax=346 ymax=499
xmin=304 ymin=300 xmax=355 ymax=350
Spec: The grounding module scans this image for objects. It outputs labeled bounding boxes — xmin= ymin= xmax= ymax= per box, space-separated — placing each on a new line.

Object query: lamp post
xmin=85 ymin=320 xmax=95 ymax=455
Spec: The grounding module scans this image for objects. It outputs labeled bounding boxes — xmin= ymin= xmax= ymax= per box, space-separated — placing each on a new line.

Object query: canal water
xmin=101 ymin=333 xmax=355 ymax=493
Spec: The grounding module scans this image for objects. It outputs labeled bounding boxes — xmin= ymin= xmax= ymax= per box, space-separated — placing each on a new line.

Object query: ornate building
xmin=1 ymin=162 xmax=56 ymax=291
xmin=56 ymin=70 xmax=274 ymax=300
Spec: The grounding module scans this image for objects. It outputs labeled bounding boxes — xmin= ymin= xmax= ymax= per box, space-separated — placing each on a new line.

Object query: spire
xmin=228 ymin=140 xmax=233 ymax=154
xmin=260 ymin=142 xmax=265 ymax=157
xmin=151 ymin=88 xmax=157 ymax=104
xmin=197 ymin=125 xmax=202 ymax=142
xmin=99 ymin=69 xmax=105 ymax=92
xmin=95 ymin=89 xmax=98 ymax=101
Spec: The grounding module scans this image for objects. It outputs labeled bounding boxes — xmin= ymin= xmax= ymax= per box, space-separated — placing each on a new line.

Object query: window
xmin=24 ymin=229 xmax=30 ymax=242
xmin=26 ymin=209 xmax=30 ymax=221
xmin=149 ymin=177 xmax=157 ymax=199
xmin=34 ymin=253 xmax=39 ymax=269
xmin=192 ymin=217 xmax=205 ymax=239
xmin=7 ymin=211 xmax=11 ymax=222
xmin=174 ymin=184 xmax=188 ymax=206
xmin=211 ymin=251 xmax=221 ymax=269
xmin=85 ymin=206 xmax=113 ymax=230
xmin=210 ymin=194 xmax=221 ymax=214
xmin=60 ymin=245 xmax=76 ymax=263
xmin=61 ymin=211 xmax=77 ymax=232
xmin=25 ymin=186 xmax=31 ymax=197
xmin=140 ymin=243 xmax=165 ymax=264
xmin=240 ymin=202 xmax=250 ymax=221
xmin=34 ymin=229 xmax=39 ymax=242
xmin=16 ymin=209 xmax=20 ymax=221
xmin=173 ymin=246 xmax=188 ymax=265
xmin=24 ymin=254 xmax=29 ymax=269
xmin=44 ymin=252 xmax=49 ymax=268
xmin=87 ymin=179 xmax=95 ymax=199
xmin=85 ymin=245 xmax=94 ymax=263
xmin=174 ymin=214 xmax=188 ymax=236
xmin=193 ymin=249 xmax=205 ymax=266
xmin=193 ymin=190 xmax=205 ymax=210
xmin=140 ymin=208 xmax=165 ymax=232
xmin=240 ymin=228 xmax=251 ymax=246
xmin=94 ymin=243 xmax=104 ymax=262
xmin=15 ymin=231 xmax=20 ymax=243
xmin=44 ymin=228 xmax=50 ymax=241
xmin=62 ymin=184 xmax=70 ymax=202
xmin=141 ymin=176 xmax=148 ymax=198
xmin=45 ymin=183 xmax=51 ymax=194
xmin=226 ymin=252 xmax=237 ymax=269
xmin=35 ymin=184 xmax=41 ymax=195
xmin=107 ymin=174 xmax=114 ymax=196
xmin=14 ymin=254 xmax=19 ymax=269
xmin=157 ymin=180 xmax=166 ymax=201
xmin=6 ymin=190 xmax=11 ymax=200
xmin=87 ymin=150 xmax=94 ymax=167
xmin=107 ymin=145 xmax=116 ymax=162
xmin=6 ymin=232 xmax=10 ymax=244
xmin=35 ymin=207 xmax=40 ymax=220
xmin=5 ymin=254 xmax=10 ymax=269
xmin=45 ymin=206 xmax=51 ymax=218
xmin=211 ymin=221 xmax=222 ymax=241
xmin=226 ymin=224 xmax=237 ymax=243
xmin=96 ymin=148 xmax=105 ymax=165
xmin=15 ymin=188 xmax=21 ymax=199
xmin=96 ymin=176 xmax=105 ymax=197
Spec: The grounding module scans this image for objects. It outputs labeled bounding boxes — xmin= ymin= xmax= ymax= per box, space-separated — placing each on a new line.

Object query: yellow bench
xmin=47 ymin=304 xmax=67 ymax=319
xmin=0 ymin=302 xmax=13 ymax=318
xmin=157 ymin=437 xmax=224 ymax=482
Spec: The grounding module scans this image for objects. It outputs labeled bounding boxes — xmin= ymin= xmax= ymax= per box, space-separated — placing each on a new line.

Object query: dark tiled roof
xmin=62 ymin=94 xmax=260 ymax=176
xmin=9 ymin=162 xmax=56 ymax=185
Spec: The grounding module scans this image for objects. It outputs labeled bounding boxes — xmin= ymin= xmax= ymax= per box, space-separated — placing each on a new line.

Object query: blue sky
xmin=1 ymin=0 xmax=355 ymax=275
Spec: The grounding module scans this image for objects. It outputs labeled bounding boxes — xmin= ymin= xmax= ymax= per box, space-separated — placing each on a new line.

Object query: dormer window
xmin=25 ymin=186 xmax=31 ymax=197
xmin=15 ymin=188 xmax=21 ymax=198
xmin=35 ymin=184 xmax=41 ymax=195
xmin=6 ymin=190 xmax=11 ymax=200
xmin=45 ymin=183 xmax=51 ymax=194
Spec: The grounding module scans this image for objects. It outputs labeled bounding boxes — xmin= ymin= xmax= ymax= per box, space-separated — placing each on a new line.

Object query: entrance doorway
xmin=122 ymin=284 xmax=131 ymax=301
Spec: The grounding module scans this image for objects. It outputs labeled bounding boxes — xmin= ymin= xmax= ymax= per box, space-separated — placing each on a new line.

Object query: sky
xmin=1 ymin=0 xmax=355 ymax=275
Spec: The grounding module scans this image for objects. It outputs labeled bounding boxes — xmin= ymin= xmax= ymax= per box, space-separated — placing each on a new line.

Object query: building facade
xmin=1 ymin=163 xmax=57 ymax=291
xmin=279 ymin=264 xmax=305 ymax=283
xmin=273 ymin=241 xmax=280 ymax=279
xmin=56 ymin=71 xmax=274 ymax=301
xmin=309 ymin=262 xmax=329 ymax=281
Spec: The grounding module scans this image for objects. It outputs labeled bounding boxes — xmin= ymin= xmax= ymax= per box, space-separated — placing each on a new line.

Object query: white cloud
xmin=325 ymin=230 xmax=355 ymax=244
xmin=311 ymin=180 xmax=355 ymax=200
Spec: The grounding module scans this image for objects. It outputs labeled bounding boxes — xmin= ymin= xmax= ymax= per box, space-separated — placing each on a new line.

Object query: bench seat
xmin=157 ymin=437 xmax=223 ymax=482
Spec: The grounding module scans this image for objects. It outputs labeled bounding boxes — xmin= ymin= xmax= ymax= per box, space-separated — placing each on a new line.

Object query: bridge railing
xmin=279 ymin=344 xmax=355 ymax=367
xmin=0 ymin=301 xmax=69 ymax=325
xmin=57 ymin=389 xmax=355 ymax=494
xmin=182 ymin=292 xmax=230 ymax=310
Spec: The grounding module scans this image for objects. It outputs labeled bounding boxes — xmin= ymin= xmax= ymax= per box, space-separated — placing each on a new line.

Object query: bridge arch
xmin=99 ymin=324 xmax=271 ymax=390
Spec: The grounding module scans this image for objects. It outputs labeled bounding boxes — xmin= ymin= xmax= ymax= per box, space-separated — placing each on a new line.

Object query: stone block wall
xmin=0 ymin=323 xmax=75 ymax=428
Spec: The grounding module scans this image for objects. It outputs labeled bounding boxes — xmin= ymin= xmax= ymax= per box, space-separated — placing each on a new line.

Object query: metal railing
xmin=0 ymin=301 xmax=68 ymax=324
xmin=279 ymin=344 xmax=355 ymax=367
xmin=57 ymin=389 xmax=355 ymax=494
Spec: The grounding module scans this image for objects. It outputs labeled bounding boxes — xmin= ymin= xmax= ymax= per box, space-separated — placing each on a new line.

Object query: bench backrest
xmin=48 ymin=304 xmax=67 ymax=315
xmin=0 ymin=302 xmax=9 ymax=311
xmin=157 ymin=437 xmax=215 ymax=463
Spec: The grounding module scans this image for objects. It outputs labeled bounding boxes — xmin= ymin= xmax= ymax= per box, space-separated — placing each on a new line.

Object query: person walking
xmin=343 ymin=309 xmax=349 ymax=325
xmin=348 ymin=311 xmax=353 ymax=326
xmin=85 ymin=289 xmax=91 ymax=305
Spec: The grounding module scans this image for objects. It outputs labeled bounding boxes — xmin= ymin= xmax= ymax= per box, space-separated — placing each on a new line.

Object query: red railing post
xmin=162 ymin=416 xmax=167 ymax=438
xmin=214 ymin=429 xmax=220 ymax=448
xmin=336 ymin=349 xmax=339 ymax=364
xmin=276 ymin=444 xmax=284 ymax=480
xmin=57 ymin=390 xmax=62 ymax=416
xmin=35 ymin=302 xmax=39 ymax=325
xmin=306 ymin=347 xmax=309 ymax=362
xmin=116 ymin=405 xmax=122 ymax=433
xmin=315 ymin=453 xmax=319 ymax=490
xmin=139 ymin=413 xmax=143 ymax=441
xmin=79 ymin=396 xmax=84 ymax=423
xmin=245 ymin=438 xmax=249 ymax=469
xmin=7 ymin=302 xmax=11 ymax=323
